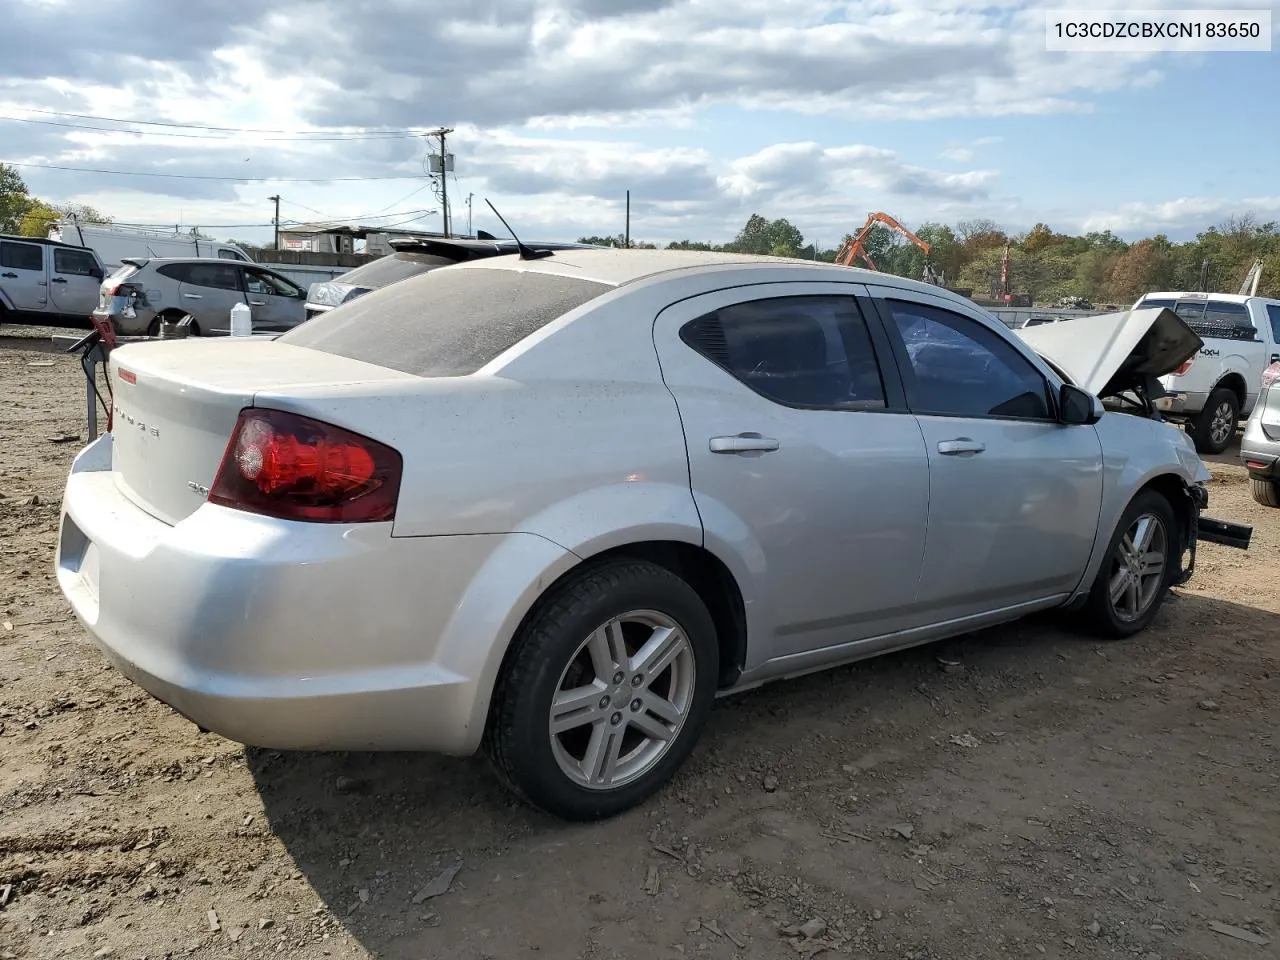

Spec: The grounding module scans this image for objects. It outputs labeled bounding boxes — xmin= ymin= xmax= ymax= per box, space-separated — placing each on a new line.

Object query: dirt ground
xmin=1 ymin=330 xmax=1277 ymax=960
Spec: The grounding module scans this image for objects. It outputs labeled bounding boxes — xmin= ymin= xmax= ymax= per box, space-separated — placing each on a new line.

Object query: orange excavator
xmin=835 ymin=211 xmax=944 ymax=285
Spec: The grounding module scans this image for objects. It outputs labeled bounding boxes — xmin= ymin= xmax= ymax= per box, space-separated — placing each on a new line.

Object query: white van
xmin=48 ymin=220 xmax=254 ymax=270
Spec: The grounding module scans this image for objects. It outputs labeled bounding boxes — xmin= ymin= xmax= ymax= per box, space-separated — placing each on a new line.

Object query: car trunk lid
xmin=107 ymin=340 xmax=416 ymax=525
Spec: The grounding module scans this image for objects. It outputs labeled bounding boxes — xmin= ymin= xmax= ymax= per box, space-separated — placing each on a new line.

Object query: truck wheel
xmin=1251 ymin=478 xmax=1280 ymax=508
xmin=1189 ymin=388 xmax=1239 ymax=455
xmin=1082 ymin=490 xmax=1178 ymax=640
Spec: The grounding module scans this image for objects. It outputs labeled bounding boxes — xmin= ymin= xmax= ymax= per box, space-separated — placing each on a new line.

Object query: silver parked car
xmin=56 ymin=251 xmax=1248 ymax=821
xmin=94 ymin=257 xmax=309 ymax=336
xmin=1241 ymin=361 xmax=1280 ymax=506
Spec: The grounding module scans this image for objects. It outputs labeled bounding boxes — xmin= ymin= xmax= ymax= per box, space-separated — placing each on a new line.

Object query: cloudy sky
xmin=2 ymin=0 xmax=1277 ymax=249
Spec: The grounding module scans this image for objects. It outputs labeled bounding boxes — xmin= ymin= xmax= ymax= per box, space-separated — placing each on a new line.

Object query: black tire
xmin=1251 ymin=478 xmax=1280 ymax=508
xmin=1189 ymin=388 xmax=1239 ymax=455
xmin=484 ymin=558 xmax=719 ymax=821
xmin=1082 ymin=490 xmax=1179 ymax=639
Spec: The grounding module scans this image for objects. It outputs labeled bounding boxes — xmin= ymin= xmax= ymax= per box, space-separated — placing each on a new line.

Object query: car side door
xmin=868 ymin=290 xmax=1105 ymax=622
xmin=49 ymin=247 xmax=103 ymax=316
xmin=652 ymin=282 xmax=930 ymax=667
xmin=0 ymin=238 xmax=49 ymax=311
xmin=177 ymin=262 xmax=247 ymax=332
xmin=242 ymin=266 xmax=307 ymax=330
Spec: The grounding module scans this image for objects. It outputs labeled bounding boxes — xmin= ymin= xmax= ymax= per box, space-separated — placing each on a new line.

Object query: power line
xmin=102 ymin=208 xmax=438 ymax=230
xmin=2 ymin=160 xmax=425 ymax=182
xmin=10 ymin=106 xmax=431 ymax=136
xmin=0 ymin=115 xmax=427 ymax=142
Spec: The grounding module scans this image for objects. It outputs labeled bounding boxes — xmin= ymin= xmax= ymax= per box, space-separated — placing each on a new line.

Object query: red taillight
xmin=1262 ymin=362 xmax=1280 ymax=388
xmin=1172 ymin=357 xmax=1195 ymax=377
xmin=209 ymin=409 xmax=402 ymax=523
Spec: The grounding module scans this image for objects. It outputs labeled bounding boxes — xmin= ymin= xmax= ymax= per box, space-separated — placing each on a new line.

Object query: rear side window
xmin=1179 ymin=299 xmax=1257 ymax=341
xmin=1267 ymin=304 xmax=1280 ymax=344
xmin=183 ymin=263 xmax=242 ymax=291
xmin=680 ymin=295 xmax=887 ymax=410
xmin=157 ymin=263 xmax=190 ymax=282
xmin=336 ymin=252 xmax=464 ymax=290
xmin=1140 ymin=298 xmax=1174 ymax=310
xmin=281 ymin=267 xmax=611 ymax=377
xmin=1 ymin=240 xmax=43 ymax=272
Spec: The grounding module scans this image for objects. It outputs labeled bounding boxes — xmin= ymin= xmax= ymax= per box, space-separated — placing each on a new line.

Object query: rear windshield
xmin=1140 ymin=297 xmax=1258 ymax=341
xmin=280 ymin=266 xmax=611 ymax=376
xmin=336 ymin=252 xmax=465 ymax=290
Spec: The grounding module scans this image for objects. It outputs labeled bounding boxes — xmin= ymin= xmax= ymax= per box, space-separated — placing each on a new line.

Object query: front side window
xmin=886 ymin=299 xmax=1053 ymax=420
xmin=680 ymin=295 xmax=886 ymax=410
xmin=245 ymin=268 xmax=301 ymax=298
xmin=53 ymin=248 xmax=98 ymax=276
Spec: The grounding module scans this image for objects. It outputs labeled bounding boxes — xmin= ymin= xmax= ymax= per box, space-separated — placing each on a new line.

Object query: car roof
xmin=386 ymin=236 xmax=600 ymax=258
xmin=0 ymin=233 xmax=96 ymax=252
xmin=447 ymin=248 xmax=962 ymax=300
xmin=1143 ymin=291 xmax=1280 ymax=305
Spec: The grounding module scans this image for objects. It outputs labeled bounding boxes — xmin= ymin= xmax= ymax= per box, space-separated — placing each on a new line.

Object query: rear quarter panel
xmin=254 ymin=283 xmax=706 ymax=553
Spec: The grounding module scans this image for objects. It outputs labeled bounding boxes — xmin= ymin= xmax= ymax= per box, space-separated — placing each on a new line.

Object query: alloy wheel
xmin=1107 ymin=513 xmax=1168 ymax=622
xmin=548 ymin=610 xmax=696 ymax=790
xmin=1210 ymin=401 xmax=1235 ymax=447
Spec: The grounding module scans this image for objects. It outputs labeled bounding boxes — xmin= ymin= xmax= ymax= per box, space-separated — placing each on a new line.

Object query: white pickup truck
xmin=1133 ymin=291 xmax=1280 ymax=454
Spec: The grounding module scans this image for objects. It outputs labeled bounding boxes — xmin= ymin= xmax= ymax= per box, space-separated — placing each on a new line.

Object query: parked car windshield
xmin=328 ymin=252 xmax=466 ymax=292
xmin=281 ymin=266 xmax=611 ymax=376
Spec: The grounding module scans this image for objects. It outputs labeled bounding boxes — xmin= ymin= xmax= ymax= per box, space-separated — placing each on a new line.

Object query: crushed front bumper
xmin=1171 ymin=483 xmax=1252 ymax=586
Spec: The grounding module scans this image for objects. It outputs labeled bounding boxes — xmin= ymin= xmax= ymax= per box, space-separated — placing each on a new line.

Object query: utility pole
xmin=467 ymin=193 xmax=474 ymax=236
xmin=625 ymin=190 xmax=630 ymax=248
xmin=426 ymin=127 xmax=454 ymax=237
xmin=268 ymin=194 xmax=280 ymax=250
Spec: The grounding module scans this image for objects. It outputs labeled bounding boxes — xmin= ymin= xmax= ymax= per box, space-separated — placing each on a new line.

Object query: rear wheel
xmin=1190 ymin=388 xmax=1239 ymax=455
xmin=1083 ymin=491 xmax=1178 ymax=639
xmin=485 ymin=559 xmax=719 ymax=821
xmin=1251 ymin=478 xmax=1280 ymax=508
xmin=147 ymin=311 xmax=200 ymax=337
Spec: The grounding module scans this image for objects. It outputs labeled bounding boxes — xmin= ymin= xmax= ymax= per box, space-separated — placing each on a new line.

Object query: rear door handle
xmin=0 ymin=272 xmax=16 ymax=278
xmin=937 ymin=437 xmax=986 ymax=456
xmin=182 ymin=293 xmax=202 ymax=300
xmin=709 ymin=433 xmax=780 ymax=454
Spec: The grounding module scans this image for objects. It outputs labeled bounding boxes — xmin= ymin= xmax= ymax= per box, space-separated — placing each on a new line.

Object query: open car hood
xmin=1015 ymin=307 xmax=1203 ymax=397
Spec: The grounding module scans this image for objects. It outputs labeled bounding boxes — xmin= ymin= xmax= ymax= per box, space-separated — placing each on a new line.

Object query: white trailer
xmin=47 ymin=220 xmax=254 ymax=269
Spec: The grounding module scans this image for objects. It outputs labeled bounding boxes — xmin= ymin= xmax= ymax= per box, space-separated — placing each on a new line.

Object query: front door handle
xmin=249 ymin=300 xmax=266 ymax=306
xmin=709 ymin=433 xmax=780 ymax=454
xmin=0 ymin=272 xmax=16 ymax=278
xmin=182 ymin=293 xmax=202 ymax=300
xmin=50 ymin=277 xmax=67 ymax=284
xmin=937 ymin=437 xmax=986 ymax=456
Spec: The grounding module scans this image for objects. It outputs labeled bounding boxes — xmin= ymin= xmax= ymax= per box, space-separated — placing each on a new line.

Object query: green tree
xmin=0 ymin=162 xmax=33 ymax=234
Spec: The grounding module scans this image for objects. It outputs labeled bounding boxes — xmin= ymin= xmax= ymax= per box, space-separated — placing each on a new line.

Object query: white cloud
xmin=1079 ymin=197 xmax=1280 ymax=235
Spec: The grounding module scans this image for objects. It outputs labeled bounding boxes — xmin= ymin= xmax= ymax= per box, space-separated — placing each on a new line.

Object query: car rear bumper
xmin=55 ymin=435 xmax=577 ymax=754
xmin=1241 ymin=414 xmax=1280 ymax=478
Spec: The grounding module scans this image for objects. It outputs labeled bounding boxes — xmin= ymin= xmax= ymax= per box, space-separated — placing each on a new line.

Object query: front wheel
xmin=1082 ymin=491 xmax=1179 ymax=639
xmin=485 ymin=559 xmax=719 ymax=821
xmin=1190 ymin=388 xmax=1239 ymax=455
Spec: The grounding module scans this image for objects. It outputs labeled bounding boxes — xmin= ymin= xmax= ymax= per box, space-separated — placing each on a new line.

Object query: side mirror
xmin=89 ymin=266 xmax=104 ymax=280
xmin=1059 ymin=383 xmax=1103 ymax=425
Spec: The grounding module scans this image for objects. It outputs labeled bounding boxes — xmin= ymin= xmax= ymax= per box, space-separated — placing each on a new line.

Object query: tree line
xmin=5 ymin=161 xmax=1274 ymax=304
xmin=581 ymin=212 xmax=1280 ymax=304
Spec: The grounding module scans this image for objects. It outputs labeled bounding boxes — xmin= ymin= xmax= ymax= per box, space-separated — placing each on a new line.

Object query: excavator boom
xmin=835 ymin=212 xmax=934 ymax=280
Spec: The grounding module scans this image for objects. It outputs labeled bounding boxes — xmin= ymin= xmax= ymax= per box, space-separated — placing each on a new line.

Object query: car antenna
xmin=484 ymin=199 xmax=552 ymax=260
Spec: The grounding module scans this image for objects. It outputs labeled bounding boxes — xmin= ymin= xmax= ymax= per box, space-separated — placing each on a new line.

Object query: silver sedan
xmin=55 ymin=251 xmax=1245 ymax=820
